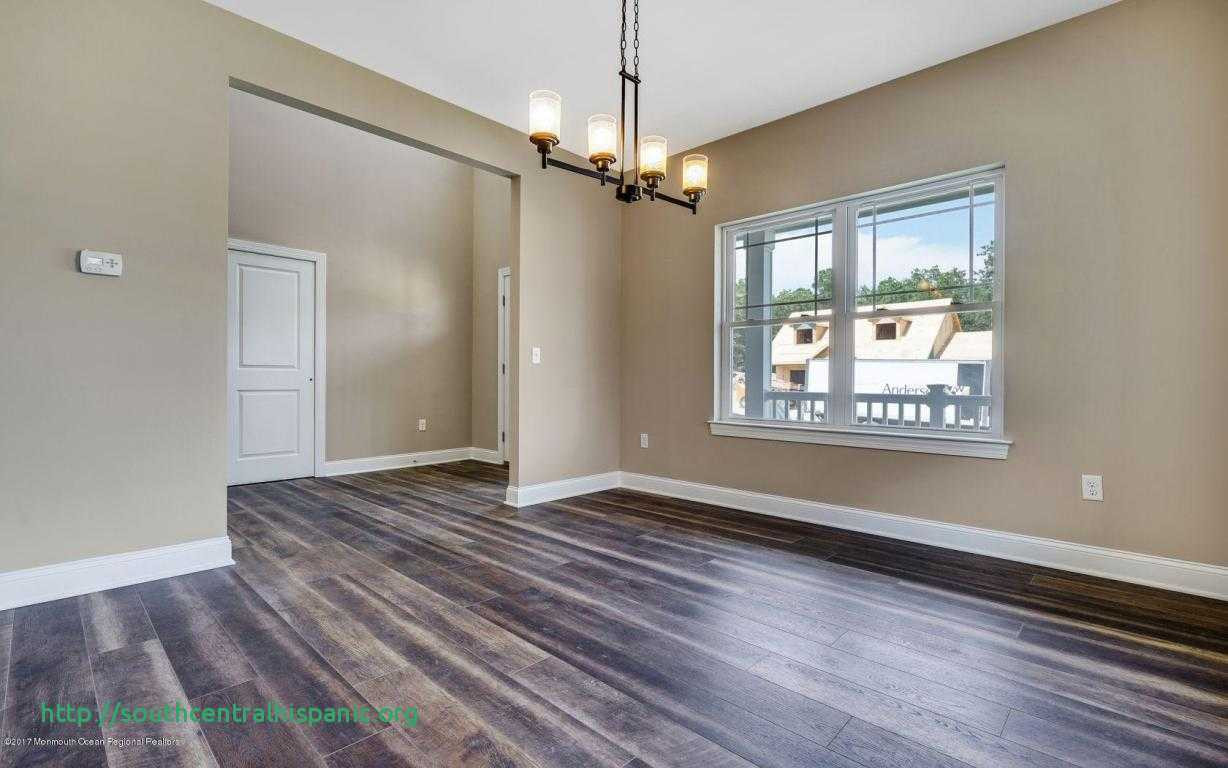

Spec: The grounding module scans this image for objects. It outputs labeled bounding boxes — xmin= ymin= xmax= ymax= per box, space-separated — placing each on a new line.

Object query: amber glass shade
xmin=639 ymin=135 xmax=667 ymax=180
xmin=587 ymin=114 xmax=618 ymax=165
xmin=682 ymin=154 xmax=709 ymax=196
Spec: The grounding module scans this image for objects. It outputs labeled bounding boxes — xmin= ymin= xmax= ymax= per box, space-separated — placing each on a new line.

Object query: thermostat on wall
xmin=79 ymin=250 xmax=123 ymax=276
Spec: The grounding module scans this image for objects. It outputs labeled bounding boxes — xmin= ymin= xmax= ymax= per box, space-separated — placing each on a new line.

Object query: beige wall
xmin=0 ymin=0 xmax=620 ymax=572
xmin=516 ymin=165 xmax=622 ymax=486
xmin=620 ymin=0 xmax=1228 ymax=566
xmin=228 ymin=89 xmax=475 ymax=461
xmin=471 ymin=171 xmax=513 ymax=452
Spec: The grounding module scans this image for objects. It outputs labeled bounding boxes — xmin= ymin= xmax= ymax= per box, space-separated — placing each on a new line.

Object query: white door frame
xmin=227 ymin=237 xmax=327 ymax=477
xmin=497 ymin=266 xmax=511 ymax=463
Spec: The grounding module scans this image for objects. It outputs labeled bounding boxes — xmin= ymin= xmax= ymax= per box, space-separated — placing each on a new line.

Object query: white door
xmin=228 ymin=250 xmax=316 ymax=484
xmin=498 ymin=268 xmax=511 ymax=462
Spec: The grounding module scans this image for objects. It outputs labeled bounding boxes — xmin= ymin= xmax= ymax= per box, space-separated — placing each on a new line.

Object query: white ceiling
xmin=207 ymin=0 xmax=1117 ymax=156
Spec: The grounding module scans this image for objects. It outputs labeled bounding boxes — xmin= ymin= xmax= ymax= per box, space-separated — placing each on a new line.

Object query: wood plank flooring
xmin=3 ymin=461 xmax=1226 ymax=767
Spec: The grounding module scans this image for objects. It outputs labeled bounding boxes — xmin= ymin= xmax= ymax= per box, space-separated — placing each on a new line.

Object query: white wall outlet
xmin=1081 ymin=474 xmax=1103 ymax=501
xmin=531 ymin=347 xmax=542 ymax=365
xmin=417 ymin=418 xmax=427 ymax=432
xmin=639 ymin=433 xmax=649 ymax=449
xmin=79 ymin=250 xmax=123 ymax=276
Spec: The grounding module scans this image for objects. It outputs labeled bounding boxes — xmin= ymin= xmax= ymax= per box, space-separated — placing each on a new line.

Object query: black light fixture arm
xmin=543 ymin=156 xmax=696 ymax=212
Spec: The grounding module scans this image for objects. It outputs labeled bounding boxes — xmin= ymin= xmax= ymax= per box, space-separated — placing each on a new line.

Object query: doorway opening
xmin=498 ymin=266 xmax=511 ymax=463
xmin=226 ymin=83 xmax=515 ymax=486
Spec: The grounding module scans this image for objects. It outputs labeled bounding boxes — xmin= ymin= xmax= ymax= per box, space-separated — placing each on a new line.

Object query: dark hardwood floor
xmin=3 ymin=461 xmax=1226 ymax=767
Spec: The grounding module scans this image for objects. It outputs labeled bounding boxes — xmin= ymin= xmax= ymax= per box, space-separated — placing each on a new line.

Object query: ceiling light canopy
xmin=527 ymin=0 xmax=708 ymax=214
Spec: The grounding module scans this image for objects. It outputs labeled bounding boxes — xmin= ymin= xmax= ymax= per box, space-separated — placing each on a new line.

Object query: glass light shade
xmin=639 ymin=135 xmax=668 ymax=180
xmin=528 ymin=90 xmax=561 ymax=145
xmin=682 ymin=154 xmax=709 ymax=195
xmin=587 ymin=114 xmax=618 ymax=164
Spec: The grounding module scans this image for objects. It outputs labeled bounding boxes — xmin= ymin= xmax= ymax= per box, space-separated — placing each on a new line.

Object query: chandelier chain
xmin=632 ymin=0 xmax=640 ymax=75
xmin=620 ymin=0 xmax=627 ymax=72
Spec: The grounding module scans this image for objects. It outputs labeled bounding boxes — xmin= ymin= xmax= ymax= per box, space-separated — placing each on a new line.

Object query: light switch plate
xmin=531 ymin=347 xmax=542 ymax=365
xmin=79 ymin=250 xmax=123 ymax=276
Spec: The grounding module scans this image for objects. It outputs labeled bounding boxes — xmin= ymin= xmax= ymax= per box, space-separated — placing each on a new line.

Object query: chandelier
xmin=527 ymin=0 xmax=709 ymax=214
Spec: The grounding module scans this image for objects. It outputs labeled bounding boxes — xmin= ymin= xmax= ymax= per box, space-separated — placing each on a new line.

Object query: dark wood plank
xmin=1016 ymin=622 xmax=1228 ymax=704
xmin=314 ymin=576 xmax=628 ymax=768
xmin=519 ymin=562 xmax=772 ymax=671
xmin=135 ymin=576 xmax=225 ymax=640
xmin=323 ymin=728 xmax=432 ymax=768
xmin=227 ymin=510 xmax=316 ymax=558
xmin=472 ymin=590 xmax=861 ymax=768
xmin=556 ymin=558 xmax=845 ymax=648
xmin=827 ymin=718 xmax=971 ymax=768
xmin=749 ymin=653 xmax=1070 ymax=768
xmin=1002 ymin=707 xmax=1228 ymax=768
xmin=0 ymin=609 xmax=11 ymax=712
xmin=89 ymin=639 xmax=218 ymax=766
xmin=194 ymin=679 xmax=325 ymax=768
xmin=327 ymin=568 xmax=548 ymax=675
xmin=494 ymin=588 xmax=855 ymax=746
xmin=183 ymin=568 xmax=383 ymax=756
xmin=159 ymin=620 xmax=256 ymax=700
xmin=0 ymin=695 xmax=109 ymax=768
xmin=514 ymin=656 xmax=757 ymax=768
xmin=833 ymin=630 xmax=1228 ymax=751
xmin=5 ymin=598 xmax=94 ymax=717
xmin=2 ymin=599 xmax=108 ymax=768
xmin=405 ymin=563 xmax=535 ymax=607
xmin=356 ymin=665 xmax=543 ymax=768
xmin=294 ymin=477 xmax=475 ymax=548
xmin=78 ymin=585 xmax=157 ymax=655
xmin=262 ymin=577 xmax=412 ymax=684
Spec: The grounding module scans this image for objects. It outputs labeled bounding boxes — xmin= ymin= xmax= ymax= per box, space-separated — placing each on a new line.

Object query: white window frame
xmin=711 ymin=165 xmax=1011 ymax=459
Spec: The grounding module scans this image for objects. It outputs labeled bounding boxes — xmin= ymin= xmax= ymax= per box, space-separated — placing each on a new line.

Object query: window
xmin=714 ymin=167 xmax=1008 ymax=458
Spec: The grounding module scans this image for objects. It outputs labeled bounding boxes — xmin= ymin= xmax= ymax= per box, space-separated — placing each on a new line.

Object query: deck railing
xmin=762 ymin=384 xmax=992 ymax=431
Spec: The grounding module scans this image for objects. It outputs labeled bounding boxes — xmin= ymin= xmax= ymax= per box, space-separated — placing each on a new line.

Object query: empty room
xmin=1 ymin=1 xmax=1225 ymax=767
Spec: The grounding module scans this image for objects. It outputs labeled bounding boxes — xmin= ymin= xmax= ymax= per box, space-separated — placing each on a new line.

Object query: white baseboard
xmin=469 ymin=448 xmax=504 ymax=465
xmin=0 ymin=536 xmax=234 ymax=611
xmin=501 ymin=467 xmax=1227 ymax=599
xmin=620 ymin=472 xmax=1228 ymax=601
xmin=321 ymin=447 xmax=486 ymax=476
xmin=505 ymin=471 xmax=622 ymax=508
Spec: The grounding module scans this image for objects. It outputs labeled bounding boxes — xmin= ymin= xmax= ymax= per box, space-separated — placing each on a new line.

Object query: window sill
xmin=708 ymin=420 xmax=1011 ymax=459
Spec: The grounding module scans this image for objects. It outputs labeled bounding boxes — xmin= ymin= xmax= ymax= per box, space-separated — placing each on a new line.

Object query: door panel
xmin=228 ymin=250 xmax=315 ymax=484
xmin=238 ymin=390 xmax=300 ymax=457
xmin=238 ymin=265 xmax=300 ymax=368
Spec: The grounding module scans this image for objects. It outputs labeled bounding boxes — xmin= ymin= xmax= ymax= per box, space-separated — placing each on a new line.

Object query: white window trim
xmin=711 ymin=165 xmax=1011 ymax=460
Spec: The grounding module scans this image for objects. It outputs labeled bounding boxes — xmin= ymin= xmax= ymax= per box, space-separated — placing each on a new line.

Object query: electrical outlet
xmin=639 ymin=433 xmax=649 ymax=449
xmin=1081 ymin=474 xmax=1103 ymax=501
xmin=417 ymin=418 xmax=427 ymax=432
